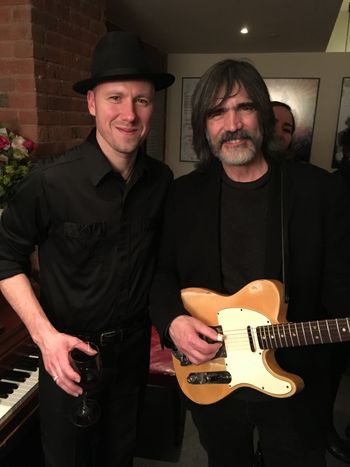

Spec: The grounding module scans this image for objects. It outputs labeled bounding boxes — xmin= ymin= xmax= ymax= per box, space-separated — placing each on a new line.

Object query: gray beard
xmin=214 ymin=147 xmax=257 ymax=166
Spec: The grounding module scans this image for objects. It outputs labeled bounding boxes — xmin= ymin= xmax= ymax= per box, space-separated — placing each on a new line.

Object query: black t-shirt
xmin=221 ymin=168 xmax=270 ymax=295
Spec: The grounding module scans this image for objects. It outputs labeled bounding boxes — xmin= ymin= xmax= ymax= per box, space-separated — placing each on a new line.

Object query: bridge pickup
xmin=187 ymin=371 xmax=231 ymax=385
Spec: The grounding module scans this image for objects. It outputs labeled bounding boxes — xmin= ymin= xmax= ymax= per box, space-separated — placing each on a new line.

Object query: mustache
xmin=219 ymin=130 xmax=253 ymax=145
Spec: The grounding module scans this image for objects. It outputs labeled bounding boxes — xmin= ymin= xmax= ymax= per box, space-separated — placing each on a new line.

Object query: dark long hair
xmin=191 ymin=59 xmax=275 ymax=168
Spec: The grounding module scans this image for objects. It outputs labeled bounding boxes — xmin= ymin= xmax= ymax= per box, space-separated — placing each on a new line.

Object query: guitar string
xmin=213 ymin=322 xmax=350 ymax=350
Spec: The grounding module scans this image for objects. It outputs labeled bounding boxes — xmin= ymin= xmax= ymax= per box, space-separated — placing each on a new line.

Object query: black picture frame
xmin=332 ymin=77 xmax=350 ymax=168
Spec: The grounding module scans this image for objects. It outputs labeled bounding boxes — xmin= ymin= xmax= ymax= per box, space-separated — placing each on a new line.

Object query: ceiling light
xmin=240 ymin=26 xmax=249 ymax=34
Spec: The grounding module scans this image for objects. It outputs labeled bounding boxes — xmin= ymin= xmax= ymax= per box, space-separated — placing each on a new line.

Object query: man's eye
xmin=137 ymin=98 xmax=150 ymax=106
xmin=239 ymin=103 xmax=256 ymax=112
xmin=207 ymin=108 xmax=224 ymax=119
xmin=110 ymin=95 xmax=122 ymax=102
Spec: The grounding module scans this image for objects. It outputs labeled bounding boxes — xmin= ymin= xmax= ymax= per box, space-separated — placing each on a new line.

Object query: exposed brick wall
xmin=0 ymin=0 xmax=106 ymax=158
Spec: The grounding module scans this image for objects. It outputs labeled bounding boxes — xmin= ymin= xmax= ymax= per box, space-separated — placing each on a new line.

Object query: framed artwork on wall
xmin=332 ymin=77 xmax=350 ymax=168
xmin=264 ymin=78 xmax=320 ymax=163
xmin=146 ymin=89 xmax=167 ymax=161
xmin=180 ymin=78 xmax=199 ymax=162
xmin=179 ymin=76 xmax=320 ymax=163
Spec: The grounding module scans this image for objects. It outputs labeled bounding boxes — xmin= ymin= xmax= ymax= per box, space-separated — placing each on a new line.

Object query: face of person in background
xmin=272 ymin=105 xmax=294 ymax=151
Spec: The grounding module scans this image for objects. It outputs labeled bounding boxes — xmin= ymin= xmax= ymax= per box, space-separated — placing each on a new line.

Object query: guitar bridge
xmin=187 ymin=371 xmax=232 ymax=385
xmin=172 ymin=350 xmax=192 ymax=366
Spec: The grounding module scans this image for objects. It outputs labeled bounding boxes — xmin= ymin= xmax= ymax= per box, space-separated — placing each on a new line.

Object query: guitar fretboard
xmin=257 ymin=318 xmax=350 ymax=350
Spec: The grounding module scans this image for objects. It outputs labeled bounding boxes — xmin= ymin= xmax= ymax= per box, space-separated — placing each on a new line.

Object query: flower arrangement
xmin=0 ymin=127 xmax=35 ymax=208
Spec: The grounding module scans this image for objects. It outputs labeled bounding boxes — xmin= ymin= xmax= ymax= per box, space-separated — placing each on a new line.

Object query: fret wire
xmin=316 ymin=320 xmax=322 ymax=343
xmin=276 ymin=324 xmax=283 ymax=348
xmin=335 ymin=319 xmax=342 ymax=342
xmin=325 ymin=320 xmax=332 ymax=343
xmin=301 ymin=322 xmax=307 ymax=346
xmin=288 ymin=322 xmax=294 ymax=347
xmin=309 ymin=322 xmax=315 ymax=344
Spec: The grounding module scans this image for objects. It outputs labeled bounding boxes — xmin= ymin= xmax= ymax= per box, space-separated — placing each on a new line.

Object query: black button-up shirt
xmin=0 ymin=132 xmax=173 ymax=333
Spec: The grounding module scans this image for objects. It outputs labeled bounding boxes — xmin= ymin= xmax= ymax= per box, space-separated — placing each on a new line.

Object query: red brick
xmin=13 ymin=5 xmax=32 ymax=22
xmin=0 ymin=0 xmax=31 ymax=4
xmin=15 ymin=40 xmax=34 ymax=59
xmin=32 ymin=24 xmax=46 ymax=43
xmin=0 ymin=6 xmax=11 ymax=23
xmin=1 ymin=59 xmax=35 ymax=75
xmin=37 ymin=109 xmax=63 ymax=125
xmin=0 ymin=92 xmax=9 ymax=108
xmin=9 ymin=92 xmax=37 ymax=109
xmin=0 ymin=77 xmax=15 ymax=92
xmin=0 ymin=109 xmax=19 ymax=128
xmin=18 ymin=109 xmax=38 ymax=125
xmin=1 ymin=22 xmax=32 ymax=40
xmin=15 ymin=77 xmax=36 ymax=93
xmin=36 ymin=94 xmax=48 ymax=110
xmin=71 ymin=98 xmax=87 ymax=112
xmin=0 ymin=42 xmax=15 ymax=58
xmin=18 ymin=124 xmax=38 ymax=143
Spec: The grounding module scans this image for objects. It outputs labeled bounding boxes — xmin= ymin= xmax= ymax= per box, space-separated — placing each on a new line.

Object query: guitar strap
xmin=280 ymin=161 xmax=290 ymax=303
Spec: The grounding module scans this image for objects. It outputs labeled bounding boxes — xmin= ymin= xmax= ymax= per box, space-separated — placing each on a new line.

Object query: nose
xmin=121 ymin=100 xmax=137 ymax=122
xmin=224 ymin=109 xmax=243 ymax=131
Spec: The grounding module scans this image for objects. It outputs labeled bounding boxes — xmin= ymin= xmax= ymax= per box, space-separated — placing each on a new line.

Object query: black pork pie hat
xmin=73 ymin=31 xmax=175 ymax=94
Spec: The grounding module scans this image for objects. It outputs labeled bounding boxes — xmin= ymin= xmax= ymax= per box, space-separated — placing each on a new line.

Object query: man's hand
xmin=39 ymin=332 xmax=97 ymax=396
xmin=169 ymin=315 xmax=223 ymax=365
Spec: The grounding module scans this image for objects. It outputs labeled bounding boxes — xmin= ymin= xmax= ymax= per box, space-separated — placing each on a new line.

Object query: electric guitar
xmin=172 ymin=279 xmax=350 ymax=405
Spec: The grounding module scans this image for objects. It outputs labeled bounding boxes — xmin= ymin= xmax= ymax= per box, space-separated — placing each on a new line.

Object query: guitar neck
xmin=257 ymin=318 xmax=350 ymax=350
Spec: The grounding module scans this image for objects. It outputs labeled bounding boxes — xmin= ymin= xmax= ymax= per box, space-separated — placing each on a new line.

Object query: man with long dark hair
xmin=150 ymin=59 xmax=350 ymax=466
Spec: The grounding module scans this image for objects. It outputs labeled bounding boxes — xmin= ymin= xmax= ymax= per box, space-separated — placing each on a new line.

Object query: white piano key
xmin=0 ymin=369 xmax=38 ymax=424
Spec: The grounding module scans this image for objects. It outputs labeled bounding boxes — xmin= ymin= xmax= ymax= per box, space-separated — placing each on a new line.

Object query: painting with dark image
xmin=264 ymin=78 xmax=320 ymax=163
xmin=180 ymin=77 xmax=320 ymax=163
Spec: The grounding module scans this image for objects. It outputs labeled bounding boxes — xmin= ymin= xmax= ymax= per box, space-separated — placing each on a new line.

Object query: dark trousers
xmin=39 ymin=325 xmax=150 ymax=467
xmin=189 ymin=390 xmax=328 ymax=467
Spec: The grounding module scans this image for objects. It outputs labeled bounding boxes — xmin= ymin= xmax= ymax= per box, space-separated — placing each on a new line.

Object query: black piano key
xmin=15 ymin=359 xmax=38 ymax=372
xmin=0 ymin=393 xmax=9 ymax=399
xmin=0 ymin=381 xmax=18 ymax=393
xmin=2 ymin=369 xmax=30 ymax=382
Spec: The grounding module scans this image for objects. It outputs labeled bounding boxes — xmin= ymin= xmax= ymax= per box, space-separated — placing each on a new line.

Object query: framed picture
xmin=332 ymin=78 xmax=350 ymax=168
xmin=179 ymin=77 xmax=320 ymax=163
xmin=180 ymin=78 xmax=200 ymax=162
xmin=264 ymin=78 xmax=320 ymax=163
xmin=146 ymin=89 xmax=166 ymax=161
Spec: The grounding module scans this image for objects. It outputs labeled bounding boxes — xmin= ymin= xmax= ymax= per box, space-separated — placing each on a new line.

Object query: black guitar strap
xmin=280 ymin=161 xmax=290 ymax=303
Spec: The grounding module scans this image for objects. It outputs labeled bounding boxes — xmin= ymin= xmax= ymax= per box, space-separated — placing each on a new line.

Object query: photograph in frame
xmin=179 ymin=77 xmax=320 ymax=163
xmin=180 ymin=78 xmax=199 ymax=162
xmin=265 ymin=78 xmax=320 ymax=163
xmin=332 ymin=77 xmax=350 ymax=168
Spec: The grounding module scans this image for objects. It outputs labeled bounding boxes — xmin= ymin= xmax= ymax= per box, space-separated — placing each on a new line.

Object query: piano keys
xmin=0 ymin=350 xmax=39 ymax=430
xmin=0 ymin=292 xmax=41 ymax=460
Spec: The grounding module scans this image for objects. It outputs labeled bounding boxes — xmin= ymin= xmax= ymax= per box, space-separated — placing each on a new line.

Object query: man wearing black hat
xmin=0 ymin=31 xmax=174 ymax=467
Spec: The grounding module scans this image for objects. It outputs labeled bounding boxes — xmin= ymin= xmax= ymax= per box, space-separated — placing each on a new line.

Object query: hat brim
xmin=73 ymin=72 xmax=175 ymax=95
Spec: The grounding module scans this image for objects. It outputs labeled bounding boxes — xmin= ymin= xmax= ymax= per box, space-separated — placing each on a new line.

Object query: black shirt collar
xmin=84 ymin=130 xmax=149 ymax=186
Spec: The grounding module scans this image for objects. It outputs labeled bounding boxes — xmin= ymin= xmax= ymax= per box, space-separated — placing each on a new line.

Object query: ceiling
xmin=106 ymin=0 xmax=346 ymax=54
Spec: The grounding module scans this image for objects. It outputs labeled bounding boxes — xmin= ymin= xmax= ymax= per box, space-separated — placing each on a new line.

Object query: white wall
xmin=164 ymin=52 xmax=350 ymax=178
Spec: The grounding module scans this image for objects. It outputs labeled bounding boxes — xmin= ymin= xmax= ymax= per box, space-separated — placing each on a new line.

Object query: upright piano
xmin=0 ymin=292 xmax=42 ymax=465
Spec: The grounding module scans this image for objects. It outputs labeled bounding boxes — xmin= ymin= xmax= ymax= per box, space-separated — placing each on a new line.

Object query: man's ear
xmin=87 ymin=90 xmax=96 ymax=117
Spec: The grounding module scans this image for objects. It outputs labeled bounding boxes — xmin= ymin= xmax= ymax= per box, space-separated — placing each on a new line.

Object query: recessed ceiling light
xmin=240 ymin=26 xmax=249 ymax=34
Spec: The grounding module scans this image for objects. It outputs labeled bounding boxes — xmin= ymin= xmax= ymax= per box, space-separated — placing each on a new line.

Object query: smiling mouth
xmin=222 ymin=138 xmax=250 ymax=148
xmin=117 ymin=126 xmax=139 ymax=135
